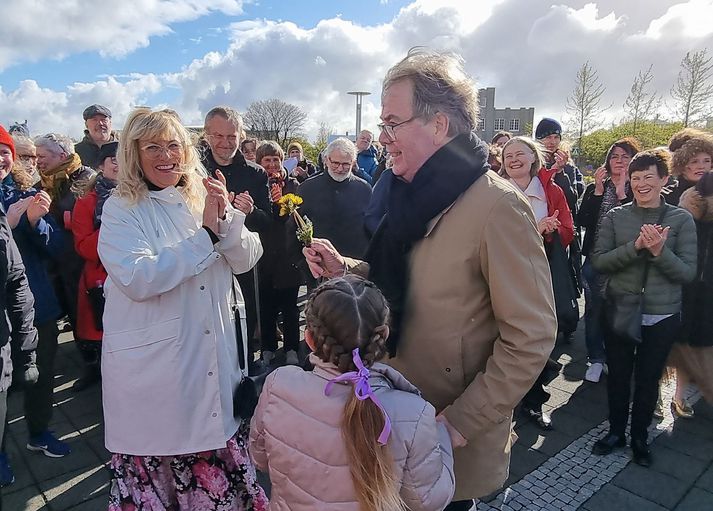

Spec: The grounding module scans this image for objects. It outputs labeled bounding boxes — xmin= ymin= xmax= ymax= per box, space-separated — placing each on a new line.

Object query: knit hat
xmin=0 ymin=125 xmax=16 ymax=160
xmin=97 ymin=141 xmax=119 ymax=164
xmin=287 ymin=141 xmax=303 ymax=154
xmin=83 ymin=104 xmax=112 ymax=120
xmin=535 ymin=118 xmax=562 ymax=140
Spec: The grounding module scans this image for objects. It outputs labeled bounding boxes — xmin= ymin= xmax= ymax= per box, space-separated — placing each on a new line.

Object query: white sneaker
xmin=285 ymin=350 xmax=299 ymax=366
xmin=262 ymin=350 xmax=275 ymax=365
xmin=585 ymin=362 xmax=604 ymax=383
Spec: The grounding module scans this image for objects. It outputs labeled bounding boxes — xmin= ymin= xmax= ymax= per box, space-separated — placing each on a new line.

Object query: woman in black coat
xmin=255 ymin=141 xmax=304 ymax=369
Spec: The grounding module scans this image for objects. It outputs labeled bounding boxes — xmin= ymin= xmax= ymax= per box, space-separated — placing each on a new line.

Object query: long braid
xmin=306 ymin=275 xmax=405 ymax=511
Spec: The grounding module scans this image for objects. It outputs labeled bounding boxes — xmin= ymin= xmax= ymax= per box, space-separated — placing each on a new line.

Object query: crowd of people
xmin=0 ymin=45 xmax=711 ymax=510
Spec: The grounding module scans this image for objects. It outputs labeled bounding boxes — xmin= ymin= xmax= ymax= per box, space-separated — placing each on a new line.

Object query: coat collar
xmin=309 ymin=353 xmax=421 ymax=395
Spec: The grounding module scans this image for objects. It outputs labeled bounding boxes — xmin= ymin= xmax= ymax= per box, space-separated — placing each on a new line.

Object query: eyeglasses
xmin=18 ymin=154 xmax=38 ymax=162
xmin=327 ymin=157 xmax=352 ymax=169
xmin=377 ymin=115 xmax=421 ymax=141
xmin=140 ymin=142 xmax=183 ymax=159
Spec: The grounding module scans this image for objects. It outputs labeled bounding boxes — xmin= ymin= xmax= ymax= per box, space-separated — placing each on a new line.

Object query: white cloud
xmin=1 ymin=0 xmax=712 ymax=141
xmin=0 ymin=0 xmax=245 ymax=70
xmin=643 ymin=0 xmax=713 ymax=39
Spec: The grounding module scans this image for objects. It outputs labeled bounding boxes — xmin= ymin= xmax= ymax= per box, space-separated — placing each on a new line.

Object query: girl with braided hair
xmin=250 ymin=275 xmax=455 ymax=511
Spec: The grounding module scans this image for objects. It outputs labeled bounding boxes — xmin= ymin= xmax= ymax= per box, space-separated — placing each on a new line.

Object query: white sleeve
xmin=98 ymin=198 xmax=220 ymax=302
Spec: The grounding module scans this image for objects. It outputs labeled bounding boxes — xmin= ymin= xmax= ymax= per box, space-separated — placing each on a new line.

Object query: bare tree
xmin=623 ymin=65 xmax=662 ymax=135
xmin=566 ymin=61 xmax=608 ymax=161
xmin=243 ymin=99 xmax=307 ymax=147
xmin=315 ymin=122 xmax=334 ymax=151
xmin=671 ymin=49 xmax=713 ymax=127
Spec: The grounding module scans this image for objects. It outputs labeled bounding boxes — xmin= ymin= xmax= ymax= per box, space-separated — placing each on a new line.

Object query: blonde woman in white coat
xmin=98 ymin=108 xmax=268 ymax=511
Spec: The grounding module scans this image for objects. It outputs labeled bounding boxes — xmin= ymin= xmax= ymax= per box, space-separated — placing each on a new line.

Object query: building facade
xmin=475 ymin=87 xmax=535 ymax=143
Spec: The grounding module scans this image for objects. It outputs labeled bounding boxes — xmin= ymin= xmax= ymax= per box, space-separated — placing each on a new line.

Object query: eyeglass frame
xmin=377 ymin=115 xmax=422 ymax=141
xmin=327 ymin=156 xmax=353 ymax=169
xmin=139 ymin=142 xmax=183 ymax=159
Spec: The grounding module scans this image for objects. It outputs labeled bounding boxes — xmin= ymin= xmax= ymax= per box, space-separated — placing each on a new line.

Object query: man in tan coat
xmin=304 ymin=48 xmax=556 ymax=509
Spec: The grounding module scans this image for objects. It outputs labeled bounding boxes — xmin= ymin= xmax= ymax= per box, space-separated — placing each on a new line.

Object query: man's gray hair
xmin=34 ymin=133 xmax=75 ymax=156
xmin=382 ymin=47 xmax=478 ymax=136
xmin=325 ymin=137 xmax=357 ymax=161
xmin=204 ymin=106 xmax=243 ymax=133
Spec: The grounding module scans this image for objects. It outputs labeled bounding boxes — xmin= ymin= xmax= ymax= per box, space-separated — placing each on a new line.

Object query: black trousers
xmin=258 ymin=283 xmax=300 ymax=353
xmin=605 ymin=314 xmax=678 ymax=441
xmin=445 ymin=500 xmax=475 ymax=511
xmin=24 ymin=321 xmax=59 ymax=437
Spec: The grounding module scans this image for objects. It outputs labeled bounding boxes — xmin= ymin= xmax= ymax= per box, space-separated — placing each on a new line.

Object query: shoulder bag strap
xmin=640 ymin=206 xmax=668 ymax=293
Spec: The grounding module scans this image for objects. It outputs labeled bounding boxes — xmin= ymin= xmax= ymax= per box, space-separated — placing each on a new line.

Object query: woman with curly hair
xmin=98 ymin=108 xmax=266 ymax=510
xmin=666 ymin=129 xmax=713 ymax=416
xmin=250 ymin=275 xmax=455 ymax=511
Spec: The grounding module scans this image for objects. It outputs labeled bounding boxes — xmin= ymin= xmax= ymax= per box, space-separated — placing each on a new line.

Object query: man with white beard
xmin=74 ymin=105 xmax=117 ymax=169
xmin=297 ymin=137 xmax=372 ymax=259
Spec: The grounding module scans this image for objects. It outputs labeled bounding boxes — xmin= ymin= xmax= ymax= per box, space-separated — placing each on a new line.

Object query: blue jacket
xmin=357 ymin=146 xmax=379 ymax=181
xmin=0 ymin=182 xmax=64 ymax=325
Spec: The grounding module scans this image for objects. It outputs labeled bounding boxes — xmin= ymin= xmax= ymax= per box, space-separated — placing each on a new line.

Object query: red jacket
xmin=537 ymin=166 xmax=574 ymax=247
xmin=71 ymin=190 xmax=107 ymax=341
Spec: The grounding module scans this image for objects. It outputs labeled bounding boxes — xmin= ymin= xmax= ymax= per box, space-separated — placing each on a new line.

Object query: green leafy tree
xmin=579 ymin=120 xmax=686 ymax=168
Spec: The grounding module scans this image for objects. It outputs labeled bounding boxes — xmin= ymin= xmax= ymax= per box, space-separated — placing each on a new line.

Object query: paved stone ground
xmin=2 ymin=319 xmax=713 ymax=510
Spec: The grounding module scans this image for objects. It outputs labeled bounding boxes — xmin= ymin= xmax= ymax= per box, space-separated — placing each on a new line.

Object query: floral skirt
xmin=108 ymin=424 xmax=268 ymax=511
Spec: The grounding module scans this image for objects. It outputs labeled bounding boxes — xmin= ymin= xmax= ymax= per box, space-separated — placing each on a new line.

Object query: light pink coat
xmin=249 ymin=355 xmax=455 ymax=510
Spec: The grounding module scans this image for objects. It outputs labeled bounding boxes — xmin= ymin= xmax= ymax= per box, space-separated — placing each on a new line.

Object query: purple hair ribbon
xmin=324 ymin=348 xmax=392 ymax=445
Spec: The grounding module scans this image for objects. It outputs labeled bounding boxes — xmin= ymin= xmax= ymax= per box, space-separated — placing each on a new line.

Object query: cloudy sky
xmin=1 ymin=0 xmax=712 ymax=141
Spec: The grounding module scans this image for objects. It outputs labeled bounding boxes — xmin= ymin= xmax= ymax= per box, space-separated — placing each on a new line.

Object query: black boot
xmin=631 ymin=438 xmax=652 ymax=467
xmin=72 ymin=363 xmax=100 ymax=392
xmin=592 ymin=433 xmax=626 ymax=455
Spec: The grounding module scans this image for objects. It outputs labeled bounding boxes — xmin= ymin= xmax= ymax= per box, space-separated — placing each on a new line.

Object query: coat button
xmin=204 ymin=329 xmax=210 ymax=335
xmin=212 ymin=413 xmax=217 ymax=417
xmin=445 ymin=367 xmax=451 ymax=372
xmin=200 ymin=285 xmax=205 ymax=290
xmin=208 ymin=371 xmax=213 ymax=376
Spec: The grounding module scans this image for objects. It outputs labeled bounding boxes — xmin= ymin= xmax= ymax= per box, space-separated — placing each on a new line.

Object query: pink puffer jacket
xmin=249 ymin=355 xmax=455 ymax=510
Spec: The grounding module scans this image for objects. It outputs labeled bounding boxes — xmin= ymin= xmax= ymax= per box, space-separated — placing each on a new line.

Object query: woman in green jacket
xmin=591 ymin=150 xmax=697 ymax=467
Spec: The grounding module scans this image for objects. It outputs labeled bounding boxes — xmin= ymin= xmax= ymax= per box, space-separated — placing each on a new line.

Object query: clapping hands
xmin=635 ymin=223 xmax=669 ymax=257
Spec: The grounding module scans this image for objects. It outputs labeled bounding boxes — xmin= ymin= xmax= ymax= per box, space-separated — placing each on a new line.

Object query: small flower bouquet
xmin=277 ymin=193 xmax=313 ymax=246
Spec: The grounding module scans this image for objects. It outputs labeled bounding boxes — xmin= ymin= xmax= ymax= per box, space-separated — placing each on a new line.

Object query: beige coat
xmin=352 ymin=171 xmax=557 ymax=499
xmin=249 ymin=355 xmax=455 ymax=510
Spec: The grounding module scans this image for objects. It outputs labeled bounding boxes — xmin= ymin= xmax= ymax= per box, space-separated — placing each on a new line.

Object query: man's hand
xmin=302 ymin=238 xmax=346 ymax=278
xmin=436 ymin=413 xmax=468 ymax=448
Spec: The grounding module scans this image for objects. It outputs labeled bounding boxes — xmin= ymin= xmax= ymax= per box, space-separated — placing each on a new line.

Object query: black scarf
xmin=93 ymin=173 xmax=117 ymax=228
xmin=365 ymin=132 xmax=490 ymax=355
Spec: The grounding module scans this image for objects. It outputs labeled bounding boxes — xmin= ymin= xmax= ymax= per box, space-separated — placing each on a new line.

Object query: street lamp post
xmin=347 ymin=91 xmax=371 ymax=137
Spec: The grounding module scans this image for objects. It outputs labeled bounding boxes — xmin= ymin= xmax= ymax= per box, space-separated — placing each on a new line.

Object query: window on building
xmin=477 ymin=118 xmax=485 ymax=131
xmin=494 ymin=118 xmax=505 ymax=130
xmin=510 ymin=119 xmax=520 ymax=132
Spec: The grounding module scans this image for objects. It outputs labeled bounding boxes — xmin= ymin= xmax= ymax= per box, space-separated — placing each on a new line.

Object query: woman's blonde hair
xmin=305 ymin=276 xmax=406 ymax=511
xmin=116 ymin=108 xmax=206 ymax=213
xmin=500 ymin=136 xmax=546 ymax=179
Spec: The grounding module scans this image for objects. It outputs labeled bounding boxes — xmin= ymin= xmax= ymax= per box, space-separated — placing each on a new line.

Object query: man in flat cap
xmin=74 ymin=104 xmax=117 ymax=169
